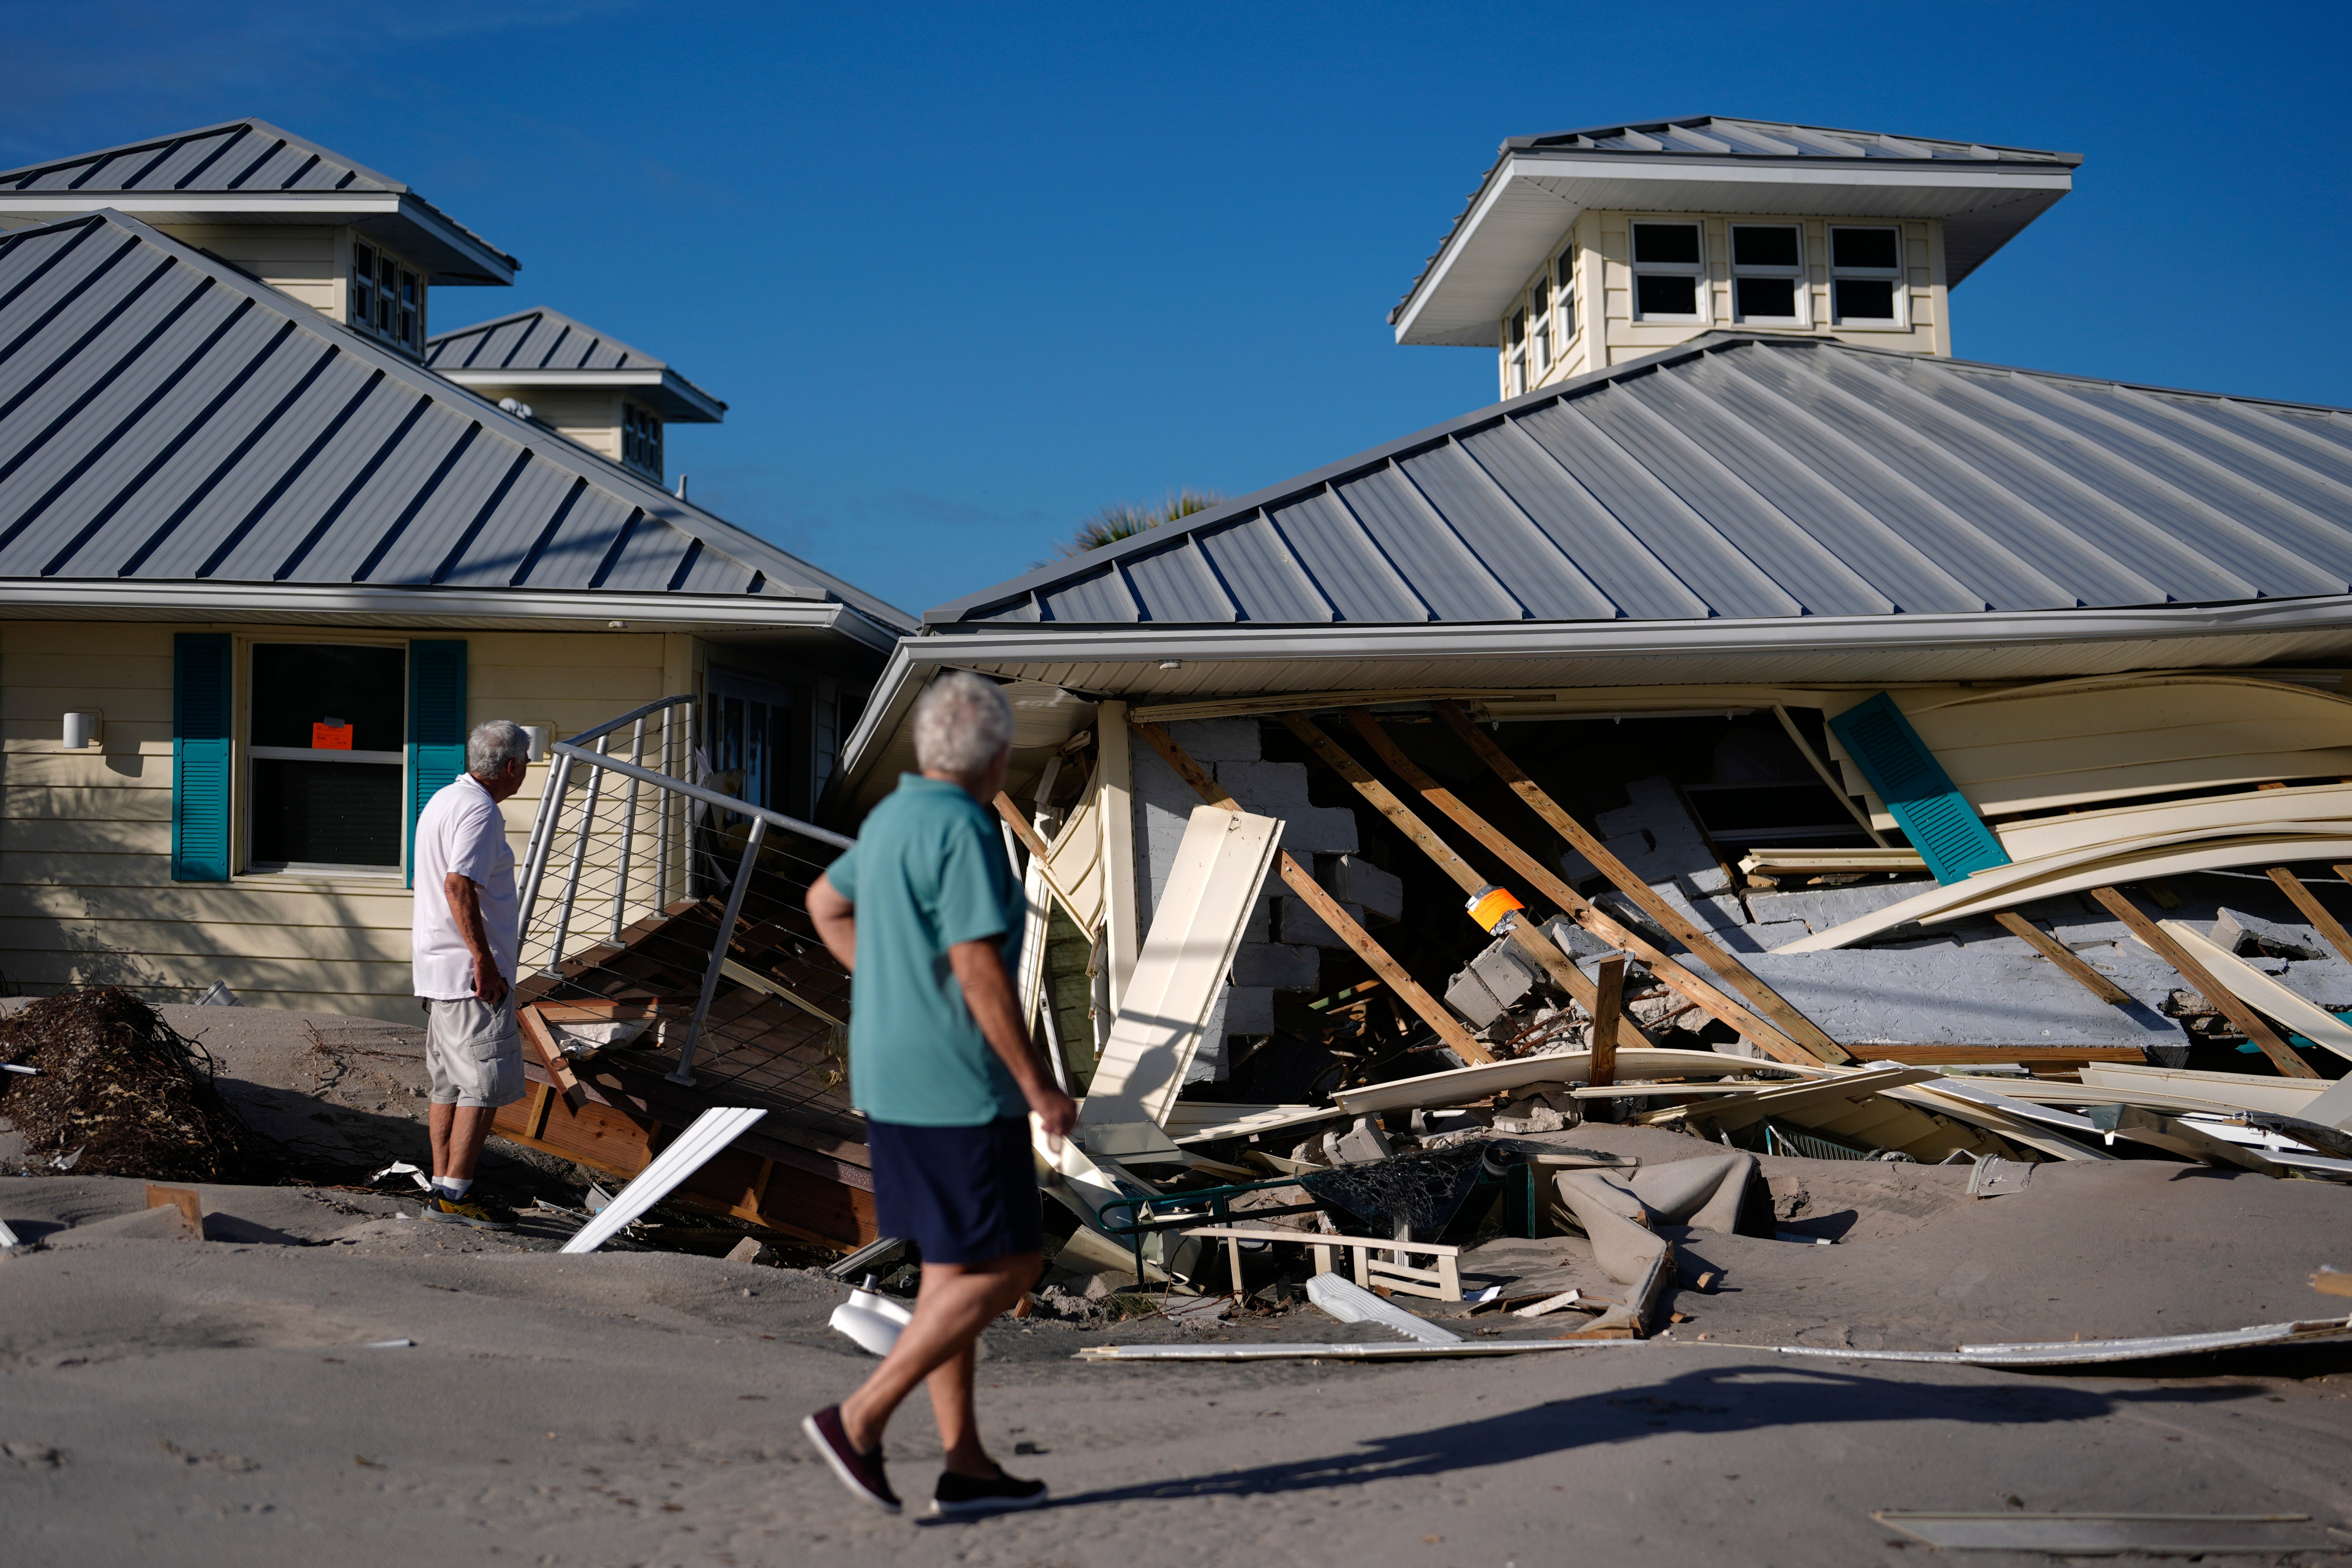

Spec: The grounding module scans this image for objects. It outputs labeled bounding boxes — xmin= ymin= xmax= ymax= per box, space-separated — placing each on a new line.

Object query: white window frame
xmin=1505 ymin=305 xmax=1528 ymax=396
xmin=1553 ymin=247 xmax=1578 ymax=347
xmin=1827 ymin=225 xmax=1909 ymax=330
xmin=239 ymin=637 xmax=410 ymax=880
xmin=622 ymin=400 xmax=664 ymax=481
xmin=347 ymin=238 xmax=426 ymax=355
xmin=1528 ymin=273 xmax=1551 ymax=376
xmin=1728 ymin=223 xmax=1808 ymax=326
xmin=1629 ymin=220 xmax=1708 ymax=324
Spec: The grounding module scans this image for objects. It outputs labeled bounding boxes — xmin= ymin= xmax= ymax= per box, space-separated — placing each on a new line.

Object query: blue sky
xmin=10 ymin=1 xmax=2347 ymax=619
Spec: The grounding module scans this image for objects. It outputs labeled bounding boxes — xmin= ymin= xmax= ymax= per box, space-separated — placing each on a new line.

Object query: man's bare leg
xmin=426 ymin=1102 xmax=498 ymax=1181
xmin=838 ymin=1253 xmax=1036 ymax=1468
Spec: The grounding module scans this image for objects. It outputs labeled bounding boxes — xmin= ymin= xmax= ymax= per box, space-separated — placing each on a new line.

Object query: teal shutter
xmin=406 ymin=640 xmax=468 ymax=889
xmin=1829 ymin=692 xmax=2011 ymax=885
xmin=171 ymin=633 xmax=233 ymax=882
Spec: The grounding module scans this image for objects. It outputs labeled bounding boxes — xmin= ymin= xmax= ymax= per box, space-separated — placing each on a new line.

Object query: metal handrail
xmin=568 ymin=692 xmax=698 ymax=749
xmin=544 ymin=740 xmax=855 ymax=849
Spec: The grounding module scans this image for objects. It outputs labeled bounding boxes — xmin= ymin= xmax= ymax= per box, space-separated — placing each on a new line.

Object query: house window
xmin=247 ymin=642 xmax=405 ymax=873
xmin=1506 ymin=307 xmax=1527 ymax=395
xmin=348 ymin=240 xmax=425 ymax=353
xmin=1554 ymin=248 xmax=1577 ymax=342
xmin=1529 ymin=276 xmax=1551 ymax=374
xmin=1630 ymin=222 xmax=1704 ymax=321
xmin=622 ymin=401 xmax=664 ymax=481
xmin=1829 ymin=225 xmax=1903 ymax=324
xmin=1730 ymin=224 xmax=1804 ymax=323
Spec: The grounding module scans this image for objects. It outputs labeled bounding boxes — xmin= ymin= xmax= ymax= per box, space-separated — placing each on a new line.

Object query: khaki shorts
xmin=424 ymin=995 xmax=525 ymax=1108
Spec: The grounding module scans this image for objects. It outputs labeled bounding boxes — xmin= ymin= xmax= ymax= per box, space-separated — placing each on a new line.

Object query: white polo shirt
xmin=412 ymin=773 xmax=519 ymax=1000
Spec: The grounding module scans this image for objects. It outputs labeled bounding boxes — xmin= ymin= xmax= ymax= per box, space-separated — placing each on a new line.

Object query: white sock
xmin=433 ymin=1177 xmax=473 ymax=1200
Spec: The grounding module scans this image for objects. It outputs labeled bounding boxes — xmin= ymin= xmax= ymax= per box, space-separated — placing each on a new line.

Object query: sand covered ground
xmin=3 ymin=1005 xmax=2351 ymax=1565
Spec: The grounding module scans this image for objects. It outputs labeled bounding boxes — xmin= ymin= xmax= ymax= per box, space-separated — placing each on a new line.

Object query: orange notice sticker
xmin=312 ymin=720 xmax=354 ymax=751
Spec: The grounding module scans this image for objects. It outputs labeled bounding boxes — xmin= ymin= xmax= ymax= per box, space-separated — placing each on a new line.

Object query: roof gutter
xmin=840 ymin=593 xmax=2352 ymax=793
xmin=0 ymin=578 xmax=900 ymax=648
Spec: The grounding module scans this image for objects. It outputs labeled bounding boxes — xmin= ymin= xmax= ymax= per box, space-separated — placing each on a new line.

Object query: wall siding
xmin=0 ymin=621 xmax=673 ymax=1021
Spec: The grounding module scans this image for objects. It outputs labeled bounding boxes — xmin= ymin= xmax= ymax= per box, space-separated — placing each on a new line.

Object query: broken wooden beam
xmin=1433 ymin=701 xmax=1849 ymax=1065
xmin=1343 ymin=709 xmax=1824 ymax=1067
xmin=2088 ymin=884 xmax=2318 ymax=1078
xmin=2266 ymin=867 xmax=2352 ymax=970
xmin=1130 ymin=717 xmax=1241 ymax=809
xmin=1992 ymin=911 xmax=2136 ymax=1007
xmin=1589 ymin=956 xmax=1624 ymax=1090
xmin=1278 ymin=851 xmax=1493 ymax=1065
xmin=1278 ymin=713 xmax=1655 ymax=1057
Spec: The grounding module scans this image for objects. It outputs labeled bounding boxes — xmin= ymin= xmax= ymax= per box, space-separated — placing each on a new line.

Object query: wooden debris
xmin=1433 ymin=702 xmax=1850 ymax=1064
xmin=2089 ymin=886 xmax=2318 ymax=1078
xmin=1277 ymin=852 xmax=1494 ymax=1066
xmin=1992 ymin=911 xmax=2136 ymax=1007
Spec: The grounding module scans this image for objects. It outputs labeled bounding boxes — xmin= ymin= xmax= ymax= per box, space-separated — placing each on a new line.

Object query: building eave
xmin=435 ymin=366 xmax=727 ymax=423
xmin=0 ymin=190 xmax=518 ymax=285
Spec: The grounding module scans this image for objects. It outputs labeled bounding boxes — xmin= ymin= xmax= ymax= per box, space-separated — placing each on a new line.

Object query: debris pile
xmin=0 ymin=988 xmax=272 ymax=1182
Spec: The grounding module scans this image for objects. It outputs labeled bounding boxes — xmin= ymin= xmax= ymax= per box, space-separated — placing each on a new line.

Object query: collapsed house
xmin=788 ymin=115 xmax=2352 ymax=1324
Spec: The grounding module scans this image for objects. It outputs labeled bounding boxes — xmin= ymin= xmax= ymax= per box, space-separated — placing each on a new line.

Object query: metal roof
xmin=0 ymin=119 xmax=517 ymax=286
xmin=1391 ymin=114 xmax=2077 ymax=346
xmin=426 ymin=307 xmax=726 ymax=423
xmin=929 ymin=333 xmax=2352 ymax=632
xmin=0 ymin=211 xmax=907 ymax=632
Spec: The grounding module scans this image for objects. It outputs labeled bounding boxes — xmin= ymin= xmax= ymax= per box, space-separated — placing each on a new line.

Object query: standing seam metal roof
xmin=427 ymin=307 xmax=665 ymax=374
xmin=0 ymin=210 xmax=905 ymax=626
xmin=927 ymin=334 xmax=2352 ymax=630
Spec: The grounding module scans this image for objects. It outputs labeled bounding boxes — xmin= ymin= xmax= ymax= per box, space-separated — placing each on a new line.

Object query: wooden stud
xmin=1279 ymin=851 xmax=1493 ymax=1065
xmin=1589 ymin=956 xmax=1624 ymax=1089
xmin=524 ymin=1080 xmax=554 ymax=1140
xmin=2266 ymin=867 xmax=2352 ymax=969
xmin=1993 ymin=911 xmax=2136 ymax=1006
xmin=517 ymin=1004 xmax=588 ymax=1108
xmin=144 ymin=1184 xmax=202 ymax=1231
xmin=1129 ymin=718 xmax=1240 ymax=809
xmin=1433 ymin=702 xmax=1852 ymax=1065
xmin=987 ymin=791 xmax=1093 ymax=936
xmin=2089 ymin=885 xmax=2319 ymax=1078
xmin=1344 ymin=710 xmax=1822 ymax=1067
xmin=1278 ymin=713 xmax=1655 ymax=1057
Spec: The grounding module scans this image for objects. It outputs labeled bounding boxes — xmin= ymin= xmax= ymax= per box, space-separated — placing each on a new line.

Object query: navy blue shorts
xmin=866 ymin=1116 xmax=1043 ymax=1267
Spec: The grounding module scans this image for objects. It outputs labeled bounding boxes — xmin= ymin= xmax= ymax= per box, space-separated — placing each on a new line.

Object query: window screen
xmin=249 ymin=643 xmax=405 ymax=871
xmin=1630 ymin=223 xmax=1704 ymax=320
xmin=1831 ymin=227 xmax=1900 ymax=270
xmin=1833 ymin=278 xmax=1897 ymax=321
xmin=1632 ymin=223 xmax=1701 ymax=265
xmin=1732 ymin=225 xmax=1800 ymax=269
xmin=1735 ymin=277 xmax=1799 ymax=319
xmin=1828 ymin=227 xmax=1903 ymax=325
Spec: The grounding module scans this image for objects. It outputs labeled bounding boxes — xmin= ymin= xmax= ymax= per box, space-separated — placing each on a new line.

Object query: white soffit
xmin=1395 ymin=155 xmax=2072 ymax=347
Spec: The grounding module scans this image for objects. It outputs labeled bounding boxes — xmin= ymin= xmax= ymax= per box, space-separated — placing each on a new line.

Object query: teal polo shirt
xmin=825 ymin=773 xmax=1027 ymax=1127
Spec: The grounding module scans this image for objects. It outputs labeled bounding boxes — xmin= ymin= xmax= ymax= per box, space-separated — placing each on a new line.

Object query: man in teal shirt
xmin=801 ymin=671 xmax=1076 ymax=1519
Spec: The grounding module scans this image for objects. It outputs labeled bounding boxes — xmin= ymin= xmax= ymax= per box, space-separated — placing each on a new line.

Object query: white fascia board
xmin=0 ymin=579 xmax=875 ymax=630
xmin=1394 ymin=153 xmax=2073 ymax=346
xmin=437 ymin=367 xmax=726 ymax=423
xmin=0 ymin=192 xmax=517 ymax=285
xmin=840 ymin=594 xmax=2352 ymax=801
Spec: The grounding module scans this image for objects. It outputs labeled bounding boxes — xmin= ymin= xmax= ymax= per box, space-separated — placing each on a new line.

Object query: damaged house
xmin=0 ymin=119 xmax=907 ymax=1018
xmin=798 ymin=116 xmax=2352 ymax=1299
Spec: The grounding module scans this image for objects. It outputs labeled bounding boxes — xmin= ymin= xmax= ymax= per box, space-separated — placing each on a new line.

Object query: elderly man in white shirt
xmin=410 ymin=719 xmax=533 ymax=1229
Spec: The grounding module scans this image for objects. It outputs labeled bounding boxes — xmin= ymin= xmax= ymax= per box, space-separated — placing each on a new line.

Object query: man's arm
xmin=807 ymin=872 xmax=856 ymax=973
xmin=443 ymin=872 xmax=508 ymax=1006
xmin=949 ymin=937 xmax=1077 ymax=1138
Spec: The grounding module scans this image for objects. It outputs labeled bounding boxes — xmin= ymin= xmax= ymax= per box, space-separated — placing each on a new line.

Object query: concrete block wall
xmin=1132 ymin=718 xmax=1367 ymax=1083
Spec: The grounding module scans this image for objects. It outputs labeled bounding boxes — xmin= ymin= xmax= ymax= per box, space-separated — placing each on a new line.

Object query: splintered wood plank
xmin=1278 ymin=851 xmax=1492 ymax=1065
xmin=1277 ymin=713 xmax=1653 ymax=1057
xmin=1344 ymin=710 xmax=1818 ymax=1067
xmin=1434 ymin=701 xmax=1851 ymax=1065
xmin=2089 ymin=885 xmax=2317 ymax=1078
xmin=1992 ymin=911 xmax=2136 ymax=1007
xmin=517 ymin=1004 xmax=587 ymax=1107
xmin=2267 ymin=866 xmax=2352 ymax=968
xmin=1588 ymin=957 xmax=1624 ymax=1090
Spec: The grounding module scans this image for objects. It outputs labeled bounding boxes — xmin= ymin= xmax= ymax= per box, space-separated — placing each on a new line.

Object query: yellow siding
xmin=0 ymin=621 xmax=674 ymax=1021
xmin=1521 ymin=212 xmax=1949 ymax=389
xmin=465 ymin=387 xmax=626 ymax=464
xmin=156 ymin=224 xmax=341 ymax=318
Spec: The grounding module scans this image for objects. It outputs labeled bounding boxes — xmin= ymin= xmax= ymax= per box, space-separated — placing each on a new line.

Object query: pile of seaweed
xmin=0 ymin=988 xmax=273 ymax=1181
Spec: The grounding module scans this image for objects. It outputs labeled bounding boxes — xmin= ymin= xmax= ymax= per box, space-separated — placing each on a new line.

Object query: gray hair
xmin=912 ymin=671 xmax=1013 ymax=777
xmin=467 ymin=719 xmax=531 ymax=777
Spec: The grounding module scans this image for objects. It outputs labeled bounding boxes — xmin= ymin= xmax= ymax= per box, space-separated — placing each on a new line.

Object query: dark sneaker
xmin=420 ymin=1195 xmax=517 ymax=1231
xmin=802 ymin=1405 xmax=900 ymax=1515
xmin=933 ymin=1466 xmax=1048 ymax=1516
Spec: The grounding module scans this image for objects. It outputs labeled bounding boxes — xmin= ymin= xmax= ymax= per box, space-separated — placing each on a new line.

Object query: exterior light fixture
xmin=607 ymin=620 xmax=628 ymax=630
xmin=62 ymin=710 xmax=102 ymax=749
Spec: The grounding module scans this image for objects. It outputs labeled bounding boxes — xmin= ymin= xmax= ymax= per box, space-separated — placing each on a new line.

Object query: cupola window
xmin=1829 ymin=226 xmax=1903 ymax=324
xmin=1630 ymin=222 xmax=1704 ymax=321
xmin=1731 ymin=225 xmax=1804 ymax=323
xmin=348 ymin=240 xmax=424 ymax=353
